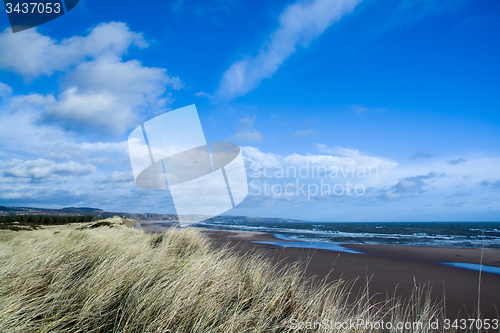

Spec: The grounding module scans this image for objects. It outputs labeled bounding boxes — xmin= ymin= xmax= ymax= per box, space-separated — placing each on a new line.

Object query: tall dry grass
xmin=0 ymin=221 xmax=444 ymax=332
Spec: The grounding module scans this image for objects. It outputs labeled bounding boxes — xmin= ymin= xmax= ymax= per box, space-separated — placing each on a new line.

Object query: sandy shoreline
xmin=344 ymin=243 xmax=500 ymax=268
xmin=201 ymin=229 xmax=500 ymax=320
xmin=132 ymin=222 xmax=500 ymax=319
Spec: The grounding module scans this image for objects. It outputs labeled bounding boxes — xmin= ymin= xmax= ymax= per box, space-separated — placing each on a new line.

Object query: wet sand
xmin=132 ymin=222 xmax=500 ymax=319
xmin=201 ymin=229 xmax=500 ymax=320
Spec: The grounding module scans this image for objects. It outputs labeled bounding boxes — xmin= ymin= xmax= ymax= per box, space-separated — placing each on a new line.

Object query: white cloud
xmin=293 ymin=129 xmax=320 ymax=138
xmin=1 ymin=158 xmax=96 ymax=180
xmin=315 ymin=144 xmax=397 ymax=177
xmin=98 ymin=171 xmax=134 ymax=184
xmin=0 ymin=93 xmax=129 ymax=163
xmin=231 ymin=129 xmax=263 ymax=142
xmin=0 ymin=84 xmax=172 ymax=211
xmin=241 ymin=144 xmax=500 ymax=216
xmin=0 ymin=105 xmax=147 ymax=207
xmin=0 ymin=23 xmax=182 ymax=134
xmin=239 ymin=115 xmax=256 ymax=127
xmin=44 ymin=54 xmax=181 ymax=133
xmin=44 ymin=87 xmax=132 ymax=132
xmin=349 ymin=103 xmax=388 ymax=114
xmin=0 ymin=22 xmax=147 ymax=79
xmin=62 ymin=56 xmax=182 ymax=93
xmin=195 ymin=91 xmax=213 ymax=99
xmin=350 ymin=103 xmax=367 ymax=113
xmin=246 ymin=145 xmax=397 ymax=184
xmin=242 ymin=146 xmax=281 ymax=167
xmin=0 ymin=20 xmax=180 ymax=206
xmin=230 ymin=115 xmax=263 ymax=142
xmin=215 ymin=0 xmax=362 ymax=99
xmin=0 ymin=82 xmax=12 ymax=97
xmin=0 ymin=22 xmax=184 ymax=212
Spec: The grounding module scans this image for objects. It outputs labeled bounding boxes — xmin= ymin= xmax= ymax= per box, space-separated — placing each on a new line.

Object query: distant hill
xmin=0 ymin=206 xmax=308 ymax=224
xmin=62 ymin=207 xmax=103 ymax=211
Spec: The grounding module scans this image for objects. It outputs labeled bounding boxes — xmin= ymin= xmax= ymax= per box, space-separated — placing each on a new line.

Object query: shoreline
xmin=134 ymin=222 xmax=500 ymax=267
xmin=132 ymin=222 xmax=500 ymax=319
xmin=343 ymin=243 xmax=500 ymax=268
xmin=200 ymin=228 xmax=500 ymax=320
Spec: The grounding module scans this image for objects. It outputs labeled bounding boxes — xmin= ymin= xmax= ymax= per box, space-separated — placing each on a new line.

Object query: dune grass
xmin=0 ymin=219 xmax=444 ymax=332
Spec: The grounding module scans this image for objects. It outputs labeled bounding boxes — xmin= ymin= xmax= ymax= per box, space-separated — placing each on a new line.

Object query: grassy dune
xmin=0 ymin=219 xmax=443 ymax=332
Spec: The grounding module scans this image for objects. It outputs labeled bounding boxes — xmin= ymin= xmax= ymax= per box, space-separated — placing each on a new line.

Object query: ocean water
xmin=190 ymin=221 xmax=500 ymax=249
xmin=443 ymin=262 xmax=500 ymax=274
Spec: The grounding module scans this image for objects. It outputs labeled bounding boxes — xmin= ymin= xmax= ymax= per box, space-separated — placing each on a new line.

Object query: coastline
xmin=131 ymin=222 xmax=500 ymax=319
xmin=201 ymin=228 xmax=500 ymax=320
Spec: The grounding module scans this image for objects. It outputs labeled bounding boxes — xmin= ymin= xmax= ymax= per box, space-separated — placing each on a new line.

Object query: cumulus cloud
xmin=239 ymin=145 xmax=399 ymax=209
xmin=292 ymin=129 xmax=320 ymax=138
xmin=0 ymin=22 xmax=175 ymax=208
xmin=0 ymin=96 xmax=128 ymax=163
xmin=0 ymin=106 xmax=153 ymax=208
xmin=215 ymin=0 xmax=362 ymax=99
xmin=43 ymin=56 xmax=181 ymax=132
xmin=44 ymin=87 xmax=132 ymax=132
xmin=0 ymin=22 xmax=148 ymax=79
xmin=0 ymin=22 xmax=182 ymax=212
xmin=0 ymin=23 xmax=182 ymax=134
xmin=240 ymin=145 xmax=500 ymax=216
xmin=1 ymin=158 xmax=96 ymax=181
xmin=315 ymin=144 xmax=397 ymax=173
xmin=244 ymin=145 xmax=398 ymax=182
xmin=62 ymin=57 xmax=182 ymax=94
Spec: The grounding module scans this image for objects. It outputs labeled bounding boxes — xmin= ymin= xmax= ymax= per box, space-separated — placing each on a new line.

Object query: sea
xmin=190 ymin=221 xmax=500 ymax=249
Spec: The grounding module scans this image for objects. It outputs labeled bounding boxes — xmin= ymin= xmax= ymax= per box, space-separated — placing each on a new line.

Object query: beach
xmin=198 ymin=228 xmax=500 ymax=320
xmin=3 ymin=218 xmax=498 ymax=332
xmin=132 ymin=221 xmax=500 ymax=319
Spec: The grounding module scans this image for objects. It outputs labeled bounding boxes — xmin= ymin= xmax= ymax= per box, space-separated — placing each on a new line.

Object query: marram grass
xmin=0 ymin=220 xmax=443 ymax=332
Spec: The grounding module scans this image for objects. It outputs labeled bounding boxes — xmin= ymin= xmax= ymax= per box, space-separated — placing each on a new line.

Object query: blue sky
xmin=0 ymin=0 xmax=499 ymax=221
